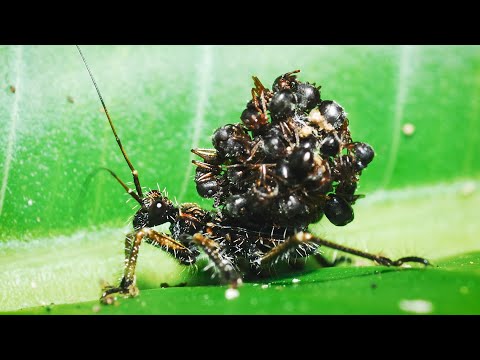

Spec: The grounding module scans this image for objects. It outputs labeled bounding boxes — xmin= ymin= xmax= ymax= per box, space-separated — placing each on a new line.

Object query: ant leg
xmin=101 ymin=229 xmax=197 ymax=303
xmin=298 ymin=232 xmax=431 ymax=267
xmin=192 ymin=233 xmax=242 ymax=289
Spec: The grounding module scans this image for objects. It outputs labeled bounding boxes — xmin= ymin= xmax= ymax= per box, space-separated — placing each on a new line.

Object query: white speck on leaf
xmin=27 ymin=199 xmax=33 ymax=206
xmin=399 ymin=299 xmax=433 ymax=314
xmin=292 ymin=278 xmax=301 ymax=284
xmin=261 ymin=284 xmax=270 ymax=289
xmin=402 ymin=123 xmax=415 ymax=136
xmin=460 ymin=286 xmax=469 ymax=295
xmin=31 ymin=281 xmax=37 ymax=289
xmin=225 ymin=288 xmax=239 ymax=300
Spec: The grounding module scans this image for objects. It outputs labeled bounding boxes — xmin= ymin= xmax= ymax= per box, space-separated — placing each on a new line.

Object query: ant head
xmin=272 ymin=70 xmax=300 ymax=93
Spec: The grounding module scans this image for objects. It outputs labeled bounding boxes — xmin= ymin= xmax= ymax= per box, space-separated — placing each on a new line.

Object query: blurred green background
xmin=0 ymin=45 xmax=479 ymax=313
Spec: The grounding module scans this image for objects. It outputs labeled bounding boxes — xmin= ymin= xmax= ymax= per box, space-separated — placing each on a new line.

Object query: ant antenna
xmin=76 ymin=45 xmax=144 ymax=201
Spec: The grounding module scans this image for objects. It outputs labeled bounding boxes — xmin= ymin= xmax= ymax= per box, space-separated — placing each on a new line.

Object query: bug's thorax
xmin=169 ymin=203 xmax=211 ymax=238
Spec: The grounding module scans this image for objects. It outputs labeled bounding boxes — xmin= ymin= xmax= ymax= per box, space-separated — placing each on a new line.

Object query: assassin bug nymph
xmin=76 ymin=46 xmax=430 ymax=302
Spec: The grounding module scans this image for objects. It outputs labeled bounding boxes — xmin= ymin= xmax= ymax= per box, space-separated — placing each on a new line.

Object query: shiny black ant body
xmin=76 ymin=46 xmax=430 ymax=302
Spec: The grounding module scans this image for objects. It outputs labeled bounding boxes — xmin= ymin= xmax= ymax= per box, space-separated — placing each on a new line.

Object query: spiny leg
xmin=192 ymin=233 xmax=242 ymax=290
xmin=299 ymin=232 xmax=430 ymax=267
xmin=258 ymin=234 xmax=316 ymax=267
xmin=101 ymin=228 xmax=197 ymax=303
xmin=313 ymin=253 xmax=352 ymax=268
xmin=258 ymin=231 xmax=430 ymax=268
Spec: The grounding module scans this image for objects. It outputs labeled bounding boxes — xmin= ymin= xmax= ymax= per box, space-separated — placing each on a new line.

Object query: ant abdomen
xmin=268 ymin=89 xmax=297 ymax=122
xmin=352 ymin=142 xmax=375 ymax=171
xmin=320 ymin=133 xmax=341 ymax=157
xmin=295 ymin=83 xmax=321 ymax=114
xmin=324 ymin=194 xmax=354 ymax=226
xmin=318 ymin=100 xmax=347 ymax=130
xmin=288 ymin=147 xmax=315 ymax=180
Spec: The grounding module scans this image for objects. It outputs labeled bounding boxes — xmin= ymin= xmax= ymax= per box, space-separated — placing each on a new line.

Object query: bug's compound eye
xmin=318 ymin=100 xmax=346 ymax=130
xmin=352 ymin=142 xmax=375 ymax=171
xmin=320 ymin=133 xmax=340 ymax=157
xmin=146 ymin=195 xmax=176 ymax=225
xmin=324 ymin=194 xmax=354 ymax=226
xmin=224 ymin=194 xmax=249 ymax=218
xmin=269 ymin=89 xmax=297 ymax=122
xmin=295 ymin=83 xmax=321 ymax=114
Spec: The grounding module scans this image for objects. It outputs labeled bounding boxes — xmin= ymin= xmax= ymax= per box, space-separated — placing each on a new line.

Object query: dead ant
xmin=76 ymin=46 xmax=430 ymax=303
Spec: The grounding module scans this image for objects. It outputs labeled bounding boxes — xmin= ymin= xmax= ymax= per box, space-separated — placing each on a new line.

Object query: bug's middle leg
xmin=101 ymin=228 xmax=198 ymax=302
xmin=192 ymin=233 xmax=242 ymax=289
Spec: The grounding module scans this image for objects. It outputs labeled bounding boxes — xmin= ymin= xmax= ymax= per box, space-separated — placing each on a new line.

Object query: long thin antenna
xmin=102 ymin=168 xmax=143 ymax=205
xmin=76 ymin=45 xmax=144 ymax=198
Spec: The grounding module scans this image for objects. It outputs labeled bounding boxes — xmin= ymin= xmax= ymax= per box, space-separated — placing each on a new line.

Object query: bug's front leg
xmin=101 ymin=228 xmax=198 ymax=304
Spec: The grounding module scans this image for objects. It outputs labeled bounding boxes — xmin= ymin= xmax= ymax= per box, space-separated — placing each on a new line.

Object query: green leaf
xmin=1 ymin=46 xmax=479 ymax=313
xmin=6 ymin=251 xmax=480 ymax=315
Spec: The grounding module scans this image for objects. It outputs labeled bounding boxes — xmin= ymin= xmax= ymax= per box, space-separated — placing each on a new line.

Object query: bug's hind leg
xmin=101 ymin=228 xmax=198 ymax=304
xmin=300 ymin=232 xmax=431 ymax=267
xmin=257 ymin=231 xmax=430 ymax=268
xmin=192 ymin=233 xmax=242 ymax=290
xmin=313 ymin=253 xmax=352 ymax=267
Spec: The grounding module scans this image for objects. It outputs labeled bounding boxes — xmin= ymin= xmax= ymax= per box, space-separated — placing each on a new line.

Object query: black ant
xmin=76 ymin=46 xmax=430 ymax=303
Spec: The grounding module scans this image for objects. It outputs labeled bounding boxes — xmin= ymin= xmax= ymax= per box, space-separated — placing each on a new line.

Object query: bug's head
xmin=133 ymin=190 xmax=177 ymax=229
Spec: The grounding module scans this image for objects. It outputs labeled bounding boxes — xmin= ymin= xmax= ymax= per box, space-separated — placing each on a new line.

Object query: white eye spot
xmin=156 ymin=203 xmax=162 ymax=208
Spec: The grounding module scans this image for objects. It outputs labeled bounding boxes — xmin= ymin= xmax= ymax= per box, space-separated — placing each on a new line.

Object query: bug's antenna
xmin=76 ymin=45 xmax=144 ymax=199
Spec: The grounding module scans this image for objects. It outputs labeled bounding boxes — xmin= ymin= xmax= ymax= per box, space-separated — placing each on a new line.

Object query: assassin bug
xmin=76 ymin=46 xmax=430 ymax=302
